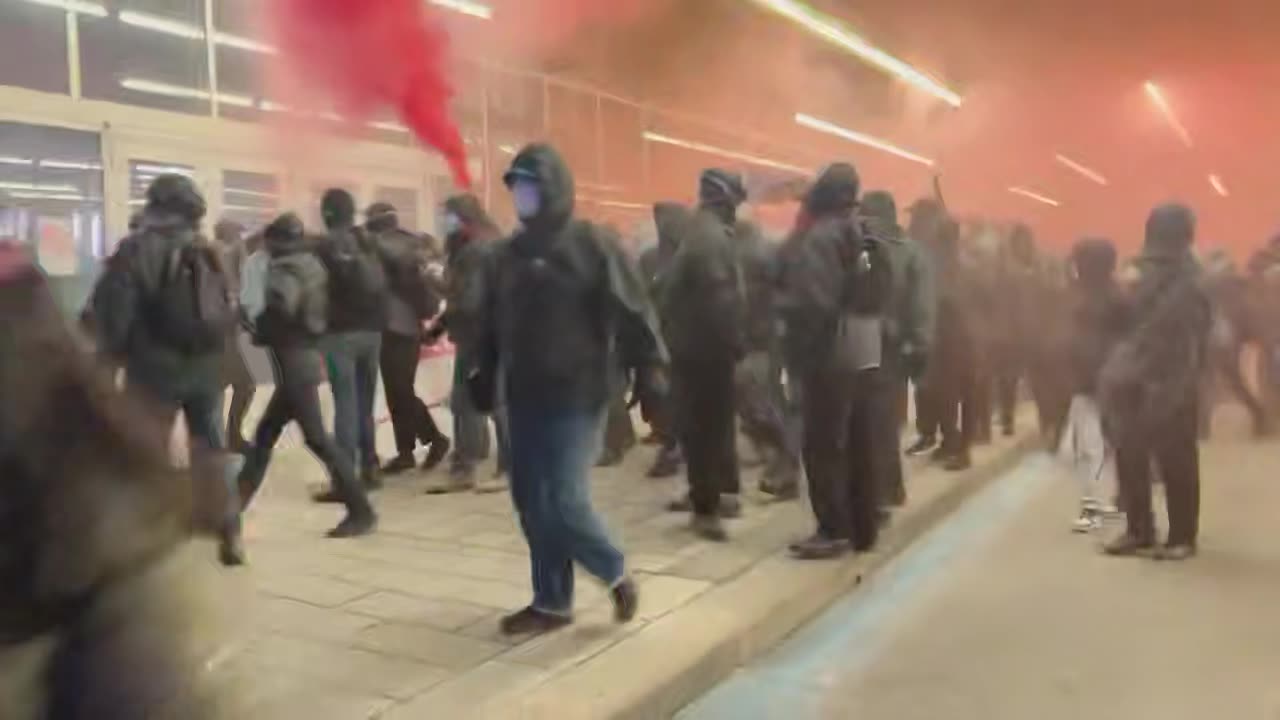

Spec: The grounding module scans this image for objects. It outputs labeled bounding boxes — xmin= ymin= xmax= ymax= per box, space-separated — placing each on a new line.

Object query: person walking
xmin=314 ymin=189 xmax=389 ymax=497
xmin=472 ymin=143 xmax=666 ymax=635
xmin=237 ymin=213 xmax=377 ymax=543
xmin=638 ymin=202 xmax=690 ymax=480
xmin=213 ymin=219 xmax=257 ymax=453
xmin=659 ymin=169 xmax=750 ymax=541
xmin=777 ymin=163 xmax=891 ymax=559
xmin=367 ymin=202 xmax=451 ymax=475
xmin=1100 ymin=204 xmax=1210 ymax=560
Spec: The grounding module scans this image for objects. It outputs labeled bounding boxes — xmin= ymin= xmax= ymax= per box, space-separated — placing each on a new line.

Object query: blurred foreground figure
xmin=0 ymin=245 xmax=229 ymax=720
xmin=1100 ymin=204 xmax=1211 ymax=561
xmin=473 ymin=144 xmax=666 ymax=635
xmin=638 ymin=202 xmax=690 ymax=480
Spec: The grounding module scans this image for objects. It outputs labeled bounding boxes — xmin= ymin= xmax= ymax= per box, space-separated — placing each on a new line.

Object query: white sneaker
xmin=1072 ymin=510 xmax=1101 ymax=534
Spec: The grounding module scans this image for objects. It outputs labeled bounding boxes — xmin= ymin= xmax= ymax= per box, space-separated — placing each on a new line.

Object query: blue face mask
xmin=512 ymin=180 xmax=541 ymax=221
xmin=442 ymin=212 xmax=462 ymax=236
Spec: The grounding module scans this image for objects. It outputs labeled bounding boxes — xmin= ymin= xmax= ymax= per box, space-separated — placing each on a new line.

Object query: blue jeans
xmin=507 ymin=404 xmax=624 ymax=615
xmin=451 ymin=350 xmax=511 ymax=472
xmin=325 ymin=331 xmax=382 ymax=472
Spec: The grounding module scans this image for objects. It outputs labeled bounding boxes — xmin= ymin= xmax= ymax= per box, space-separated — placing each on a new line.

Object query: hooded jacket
xmin=777 ymin=163 xmax=890 ymax=375
xmin=477 ymin=144 xmax=666 ymax=413
xmin=658 ymin=201 xmax=748 ymax=360
xmin=367 ymin=208 xmax=439 ymax=337
xmin=1067 ymin=238 xmax=1130 ymax=395
xmin=638 ymin=202 xmax=690 ymax=300
xmin=861 ymin=190 xmax=935 ymax=366
xmin=439 ymin=193 xmax=502 ymax=354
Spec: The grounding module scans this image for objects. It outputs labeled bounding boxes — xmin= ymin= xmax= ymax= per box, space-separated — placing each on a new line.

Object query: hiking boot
xmin=691 ymin=514 xmax=728 ymax=542
xmin=326 ymin=512 xmax=377 ymax=539
xmin=1157 ymin=543 xmax=1197 ymax=561
xmin=610 ymin=576 xmax=640 ymax=623
xmin=1102 ymin=532 xmax=1156 ymax=557
xmin=790 ymin=533 xmax=848 ymax=560
xmin=499 ymin=606 xmax=572 ymax=636
xmin=381 ymin=454 xmax=416 ymax=475
xmin=718 ymin=494 xmax=743 ymax=519
xmin=421 ymin=437 xmax=451 ymax=472
xmin=218 ymin=531 xmax=247 ymax=567
xmin=425 ymin=467 xmax=475 ymax=495
xmin=904 ymin=435 xmax=936 ymax=457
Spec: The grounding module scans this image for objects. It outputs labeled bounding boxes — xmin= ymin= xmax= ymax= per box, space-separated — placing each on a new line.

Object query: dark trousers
xmin=326 ymin=331 xmax=382 ymax=473
xmin=737 ymin=348 xmax=799 ymax=473
xmin=674 ymin=352 xmax=740 ymax=517
xmin=876 ymin=358 xmax=907 ymax=506
xmin=380 ymin=331 xmax=444 ymax=457
xmin=801 ymin=367 xmax=881 ymax=550
xmin=223 ymin=332 xmax=256 ymax=447
xmin=937 ymin=360 xmax=977 ymax=459
xmin=914 ymin=379 xmax=939 ymax=439
xmin=239 ymin=351 xmax=372 ymax=518
xmin=1115 ymin=401 xmax=1200 ymax=546
xmin=992 ymin=345 xmax=1022 ymax=434
xmin=602 ymin=380 xmax=637 ymax=457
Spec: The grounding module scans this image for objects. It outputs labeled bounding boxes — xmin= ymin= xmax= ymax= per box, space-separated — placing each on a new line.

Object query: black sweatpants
xmin=876 ymin=357 xmax=907 ymax=506
xmin=674 ymin=352 xmax=740 ymax=517
xmin=1116 ymin=400 xmax=1200 ymax=546
xmin=801 ymin=367 xmax=881 ymax=550
xmin=239 ymin=348 xmax=372 ymax=518
xmin=380 ymin=331 xmax=444 ymax=457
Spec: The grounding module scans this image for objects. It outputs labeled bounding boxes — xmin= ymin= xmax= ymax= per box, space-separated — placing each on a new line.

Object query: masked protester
xmin=777 ymin=163 xmax=891 ymax=559
xmin=1100 ymin=204 xmax=1211 ymax=561
xmin=423 ymin=192 xmax=509 ymax=493
xmin=213 ymin=219 xmax=257 ymax=453
xmin=903 ymin=198 xmax=949 ymax=457
xmin=0 ymin=245 xmax=233 ymax=720
xmin=237 ymin=213 xmax=377 ymax=543
xmin=313 ymin=189 xmax=389 ymax=500
xmin=861 ymin=190 xmax=935 ymax=507
xmin=1059 ymin=238 xmax=1128 ymax=534
xmin=659 ymin=169 xmax=750 ymax=541
xmin=638 ymin=202 xmax=690 ymax=479
xmin=472 ymin=143 xmax=666 ymax=635
xmin=86 ymin=174 xmax=241 ymax=565
xmin=366 ymin=202 xmax=451 ymax=475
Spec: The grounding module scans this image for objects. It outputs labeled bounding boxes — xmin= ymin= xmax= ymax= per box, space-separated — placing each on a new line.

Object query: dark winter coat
xmin=862 ymin=212 xmax=935 ymax=367
xmin=440 ymin=194 xmax=502 ymax=354
xmin=658 ymin=207 xmax=747 ymax=361
xmin=476 ymin=144 xmax=666 ymax=413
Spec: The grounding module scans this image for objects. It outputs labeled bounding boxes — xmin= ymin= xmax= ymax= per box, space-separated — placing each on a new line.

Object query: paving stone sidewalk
xmin=192 ymin=359 xmax=1034 ymax=719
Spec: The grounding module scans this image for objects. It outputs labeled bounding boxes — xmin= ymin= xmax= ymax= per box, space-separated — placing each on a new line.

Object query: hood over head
xmin=365 ymin=202 xmax=400 ymax=233
xmin=503 ymin=143 xmax=575 ymax=231
xmin=1071 ymin=237 xmax=1117 ymax=287
xmin=144 ymin=174 xmax=205 ymax=228
xmin=652 ymin=202 xmax=691 ymax=253
xmin=264 ymin=212 xmax=308 ymax=256
xmin=804 ymin=163 xmax=860 ymax=219
xmin=321 ymin=188 xmax=357 ymax=230
xmin=860 ymin=190 xmax=898 ymax=226
xmin=698 ymin=169 xmax=747 ymax=224
xmin=1142 ymin=203 xmax=1196 ymax=261
xmin=444 ymin=192 xmax=501 ymax=243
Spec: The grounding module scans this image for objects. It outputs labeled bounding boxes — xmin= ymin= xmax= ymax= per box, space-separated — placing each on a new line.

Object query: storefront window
xmin=80 ymin=0 xmax=211 ymax=115
xmin=0 ymin=1 xmax=71 ymax=94
xmin=221 ymin=169 xmax=279 ymax=231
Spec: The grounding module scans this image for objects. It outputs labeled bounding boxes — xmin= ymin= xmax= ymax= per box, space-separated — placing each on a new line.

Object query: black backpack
xmin=258 ymin=253 xmax=328 ymax=343
xmin=145 ymin=242 xmax=235 ymax=355
xmin=323 ymin=228 xmax=388 ymax=319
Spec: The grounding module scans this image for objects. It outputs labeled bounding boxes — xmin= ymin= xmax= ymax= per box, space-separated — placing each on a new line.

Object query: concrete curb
xmin=484 ymin=434 xmax=1039 ymax=720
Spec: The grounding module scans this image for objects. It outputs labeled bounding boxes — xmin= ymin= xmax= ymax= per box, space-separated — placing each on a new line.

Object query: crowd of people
xmin=5 ymin=135 xmax=1275 ymax=713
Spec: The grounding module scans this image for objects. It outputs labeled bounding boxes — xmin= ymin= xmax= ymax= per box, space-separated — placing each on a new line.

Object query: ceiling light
xmin=498 ymin=144 xmax=518 ymax=156
xmin=40 ymin=159 xmax=101 ymax=170
xmin=746 ymin=0 xmax=961 ymax=107
xmin=0 ymin=157 xmax=33 ymax=166
xmin=594 ymin=200 xmax=649 ymax=210
xmin=1144 ymin=81 xmax=1193 ymax=149
xmin=121 ymin=77 xmax=208 ymax=101
xmin=214 ymin=32 xmax=277 ymax=55
xmin=118 ymin=10 xmax=204 ymax=40
xmin=642 ymin=131 xmax=809 ymax=175
xmin=429 ymin=0 xmax=493 ymax=19
xmin=1008 ymin=186 xmax=1060 ymax=207
xmin=0 ymin=181 xmax=79 ymax=192
xmin=368 ymin=121 xmax=410 ymax=133
xmin=1208 ymin=174 xmax=1228 ymax=197
xmin=795 ymin=112 xmax=935 ymax=166
xmin=19 ymin=0 xmax=107 ymax=17
xmin=132 ymin=162 xmax=193 ymax=175
xmin=8 ymin=191 xmax=93 ymax=201
xmin=1054 ymin=153 xmax=1108 ymax=186
xmin=224 ymin=188 xmax=278 ymax=199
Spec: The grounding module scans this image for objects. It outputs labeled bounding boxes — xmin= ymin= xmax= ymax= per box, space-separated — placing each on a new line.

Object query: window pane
xmin=0 ymin=2 xmax=70 ymax=94
xmin=80 ymin=0 xmax=211 ymax=115
xmin=213 ymin=0 xmax=272 ymax=122
xmin=221 ymin=169 xmax=279 ymax=232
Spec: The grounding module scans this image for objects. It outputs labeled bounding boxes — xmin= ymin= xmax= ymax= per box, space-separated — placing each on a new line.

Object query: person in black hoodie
xmin=777 ymin=162 xmax=891 ymax=559
xmin=366 ymin=202 xmax=451 ymax=475
xmin=314 ymin=189 xmax=388 ymax=498
xmin=659 ymin=169 xmax=749 ymax=541
xmin=424 ymin=192 xmax=509 ymax=492
xmin=1100 ymin=204 xmax=1210 ymax=560
xmin=638 ymin=202 xmax=689 ymax=479
xmin=236 ymin=213 xmax=376 ymax=544
xmin=473 ymin=143 xmax=665 ymax=635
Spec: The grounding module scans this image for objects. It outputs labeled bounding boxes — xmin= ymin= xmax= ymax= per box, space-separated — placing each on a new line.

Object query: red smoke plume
xmin=270 ymin=0 xmax=471 ymax=188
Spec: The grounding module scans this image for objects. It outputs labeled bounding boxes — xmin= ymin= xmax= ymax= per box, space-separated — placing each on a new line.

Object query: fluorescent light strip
xmin=642 ymin=131 xmax=809 ymax=175
xmin=429 ymin=0 xmax=493 ymax=19
xmin=0 ymin=156 xmax=33 ymax=166
xmin=1144 ymin=81 xmax=1193 ymax=149
xmin=795 ymin=112 xmax=934 ymax=167
xmin=1054 ymin=153 xmax=1108 ymax=186
xmin=118 ymin=9 xmax=203 ymax=39
xmin=368 ymin=121 xmax=410 ymax=133
xmin=8 ymin=191 xmax=95 ymax=201
xmin=225 ymin=188 xmax=278 ymax=199
xmin=1008 ymin=186 xmax=1061 ymax=207
xmin=19 ymin=0 xmax=107 ymax=17
xmin=1208 ymin=174 xmax=1229 ymax=197
xmin=133 ymin=163 xmax=193 ymax=175
xmin=0 ymin=181 xmax=79 ymax=192
xmin=40 ymin=159 xmax=101 ymax=170
xmin=746 ymin=0 xmax=961 ymax=108
xmin=120 ymin=77 xmax=257 ymax=110
xmin=498 ymin=144 xmax=519 ymax=156
xmin=213 ymin=32 xmax=277 ymax=55
xmin=223 ymin=203 xmax=277 ymax=213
